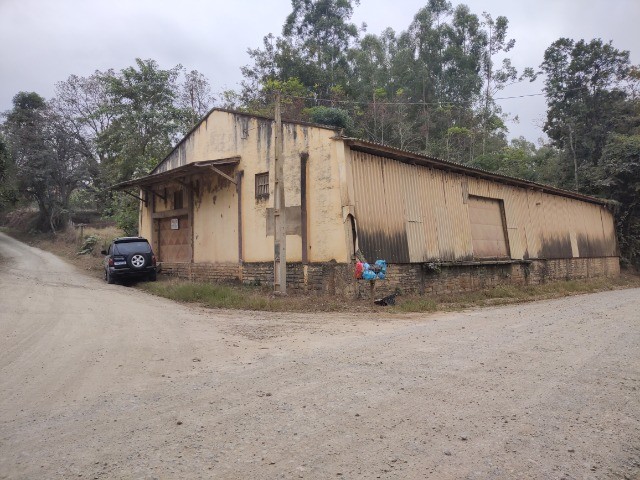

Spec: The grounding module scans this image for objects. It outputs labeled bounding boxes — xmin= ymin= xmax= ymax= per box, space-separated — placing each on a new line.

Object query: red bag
xmin=354 ymin=261 xmax=364 ymax=279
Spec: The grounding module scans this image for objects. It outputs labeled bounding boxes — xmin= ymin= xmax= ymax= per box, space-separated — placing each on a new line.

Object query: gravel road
xmin=1 ymin=232 xmax=639 ymax=479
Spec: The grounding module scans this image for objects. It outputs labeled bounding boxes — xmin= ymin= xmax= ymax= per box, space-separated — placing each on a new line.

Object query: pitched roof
xmin=342 ymin=137 xmax=610 ymax=206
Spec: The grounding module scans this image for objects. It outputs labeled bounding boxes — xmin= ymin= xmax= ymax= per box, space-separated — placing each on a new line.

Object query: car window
xmin=113 ymin=241 xmax=152 ymax=255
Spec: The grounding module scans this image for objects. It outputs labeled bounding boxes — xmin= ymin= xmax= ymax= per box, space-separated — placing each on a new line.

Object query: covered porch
xmin=111 ymin=158 xmax=242 ymax=265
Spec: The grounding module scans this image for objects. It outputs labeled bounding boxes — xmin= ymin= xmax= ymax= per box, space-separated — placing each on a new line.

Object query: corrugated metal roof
xmin=110 ymin=158 xmax=239 ymax=190
xmin=342 ymin=137 xmax=611 ymax=206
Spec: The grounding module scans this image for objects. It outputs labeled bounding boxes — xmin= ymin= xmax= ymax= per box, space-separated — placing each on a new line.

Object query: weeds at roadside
xmin=139 ymin=279 xmax=356 ymax=312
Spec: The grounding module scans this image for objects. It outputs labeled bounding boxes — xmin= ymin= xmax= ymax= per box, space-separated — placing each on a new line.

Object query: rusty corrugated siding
xmin=350 ymin=148 xmax=618 ymax=264
xmin=351 ymin=151 xmax=409 ymax=263
xmin=352 ymin=151 xmax=476 ymax=263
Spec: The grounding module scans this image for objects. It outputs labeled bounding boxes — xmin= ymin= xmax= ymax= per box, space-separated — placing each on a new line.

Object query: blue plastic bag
xmin=362 ymin=270 xmax=377 ymax=281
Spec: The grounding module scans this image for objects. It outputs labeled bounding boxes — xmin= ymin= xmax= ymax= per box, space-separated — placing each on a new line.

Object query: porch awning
xmin=110 ymin=157 xmax=240 ymax=190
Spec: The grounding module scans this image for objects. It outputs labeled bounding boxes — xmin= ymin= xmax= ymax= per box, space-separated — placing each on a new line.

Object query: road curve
xmin=1 ymin=232 xmax=639 ymax=479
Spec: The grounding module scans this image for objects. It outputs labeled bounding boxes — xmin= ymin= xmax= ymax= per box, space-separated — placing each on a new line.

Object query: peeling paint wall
xmin=192 ymin=175 xmax=237 ymax=263
xmin=348 ymin=150 xmax=617 ymax=263
xmin=139 ymin=190 xmax=151 ymax=241
xmin=139 ymin=110 xmax=348 ymax=265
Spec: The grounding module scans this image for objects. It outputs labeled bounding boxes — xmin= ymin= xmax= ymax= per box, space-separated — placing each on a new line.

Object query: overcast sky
xmin=1 ymin=0 xmax=638 ymax=143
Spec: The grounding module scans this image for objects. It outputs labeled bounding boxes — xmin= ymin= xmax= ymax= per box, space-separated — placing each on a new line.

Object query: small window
xmin=255 ymin=172 xmax=269 ymax=199
xmin=174 ymin=190 xmax=183 ymax=209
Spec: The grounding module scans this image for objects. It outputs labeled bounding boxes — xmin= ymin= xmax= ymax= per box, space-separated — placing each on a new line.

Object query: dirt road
xmin=0 ymin=232 xmax=639 ymax=479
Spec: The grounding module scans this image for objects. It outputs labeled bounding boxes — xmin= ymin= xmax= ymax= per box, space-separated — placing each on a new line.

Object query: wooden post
xmin=273 ymin=92 xmax=287 ymax=294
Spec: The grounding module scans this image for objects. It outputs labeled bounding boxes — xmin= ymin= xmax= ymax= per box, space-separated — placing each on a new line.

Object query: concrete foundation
xmin=160 ymin=256 xmax=620 ymax=298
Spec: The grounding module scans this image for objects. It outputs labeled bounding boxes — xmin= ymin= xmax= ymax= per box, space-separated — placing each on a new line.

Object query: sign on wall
xmin=170 ymin=218 xmax=179 ymax=230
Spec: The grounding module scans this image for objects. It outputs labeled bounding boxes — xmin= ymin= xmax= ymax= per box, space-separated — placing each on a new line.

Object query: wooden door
xmin=157 ymin=215 xmax=191 ymax=262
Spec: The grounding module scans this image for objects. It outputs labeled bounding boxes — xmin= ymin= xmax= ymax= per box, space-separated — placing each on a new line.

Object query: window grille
xmin=255 ymin=172 xmax=269 ymax=199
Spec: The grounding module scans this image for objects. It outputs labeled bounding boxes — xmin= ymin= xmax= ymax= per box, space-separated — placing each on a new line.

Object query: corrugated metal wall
xmin=350 ymin=150 xmax=617 ymax=263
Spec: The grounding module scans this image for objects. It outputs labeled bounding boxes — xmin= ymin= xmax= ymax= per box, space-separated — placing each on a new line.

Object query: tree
xmin=598 ymin=134 xmax=640 ymax=268
xmin=97 ymin=59 xmax=190 ymax=182
xmin=54 ymin=70 xmax=116 ymax=166
xmin=478 ymin=13 xmax=516 ymax=154
xmin=53 ymin=70 xmax=117 ymax=209
xmin=2 ymin=92 xmax=90 ymax=232
xmin=540 ymin=38 xmax=635 ymax=191
xmin=283 ymin=0 xmax=360 ymax=94
xmin=469 ymin=136 xmax=561 ymax=182
xmin=241 ymin=0 xmax=361 ymax=107
xmin=179 ymin=69 xmax=215 ymax=126
xmin=237 ymin=1 xmax=524 ymax=163
xmin=0 ymin=134 xmax=18 ymax=209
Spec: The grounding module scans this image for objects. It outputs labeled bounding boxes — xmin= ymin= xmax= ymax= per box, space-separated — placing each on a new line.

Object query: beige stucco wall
xmin=139 ymin=193 xmax=152 ymax=241
xmin=138 ymin=110 xmax=349 ymax=264
xmin=192 ymin=174 xmax=238 ymax=263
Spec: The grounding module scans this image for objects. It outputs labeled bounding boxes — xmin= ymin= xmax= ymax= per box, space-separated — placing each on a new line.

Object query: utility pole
xmin=273 ymin=92 xmax=287 ymax=294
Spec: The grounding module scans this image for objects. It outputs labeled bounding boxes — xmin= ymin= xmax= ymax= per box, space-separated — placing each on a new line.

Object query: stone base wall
xmin=160 ymin=257 xmax=620 ymax=297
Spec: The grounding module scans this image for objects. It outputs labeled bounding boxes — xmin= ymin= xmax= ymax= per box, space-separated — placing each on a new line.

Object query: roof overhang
xmin=343 ymin=138 xmax=610 ymax=206
xmin=110 ymin=158 xmax=240 ymax=191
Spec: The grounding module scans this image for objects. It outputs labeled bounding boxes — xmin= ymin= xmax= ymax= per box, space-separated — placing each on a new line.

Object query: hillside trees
xmin=540 ymin=38 xmax=636 ymax=191
xmin=2 ymin=92 xmax=90 ymax=231
xmin=97 ymin=59 xmax=190 ymax=183
xmin=1 ymin=60 xmax=214 ymax=232
xmin=241 ymin=0 xmax=526 ymax=165
xmin=599 ymin=134 xmax=640 ymax=267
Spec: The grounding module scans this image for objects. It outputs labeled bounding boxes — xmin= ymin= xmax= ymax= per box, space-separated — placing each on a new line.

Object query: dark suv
xmin=101 ymin=237 xmax=157 ymax=284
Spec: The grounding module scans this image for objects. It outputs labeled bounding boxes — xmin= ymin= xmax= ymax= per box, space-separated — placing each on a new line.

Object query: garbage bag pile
xmin=355 ymin=259 xmax=387 ymax=281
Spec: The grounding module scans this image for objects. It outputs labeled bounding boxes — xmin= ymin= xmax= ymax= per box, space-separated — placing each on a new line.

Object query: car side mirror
xmin=101 ymin=249 xmax=107 ymax=255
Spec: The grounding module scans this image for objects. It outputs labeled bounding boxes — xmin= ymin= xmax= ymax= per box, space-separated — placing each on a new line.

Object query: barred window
xmin=255 ymin=172 xmax=269 ymax=199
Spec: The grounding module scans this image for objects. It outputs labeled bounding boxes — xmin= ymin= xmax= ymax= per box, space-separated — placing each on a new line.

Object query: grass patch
xmin=138 ymin=274 xmax=640 ymax=314
xmin=138 ymin=278 xmax=364 ymax=312
xmin=393 ymin=275 xmax=640 ymax=313
xmin=140 ymin=281 xmax=278 ymax=311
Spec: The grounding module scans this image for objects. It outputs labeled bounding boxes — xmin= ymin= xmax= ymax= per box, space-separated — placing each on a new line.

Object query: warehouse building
xmin=114 ymin=109 xmax=619 ymax=296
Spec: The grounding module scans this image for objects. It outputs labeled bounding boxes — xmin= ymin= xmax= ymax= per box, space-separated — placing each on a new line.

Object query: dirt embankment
xmin=1 ymin=232 xmax=639 ymax=479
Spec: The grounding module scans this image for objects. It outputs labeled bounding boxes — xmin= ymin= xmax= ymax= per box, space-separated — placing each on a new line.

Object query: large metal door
xmin=468 ymin=196 xmax=510 ymax=258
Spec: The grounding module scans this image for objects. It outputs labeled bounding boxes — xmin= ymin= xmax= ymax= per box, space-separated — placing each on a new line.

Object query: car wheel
xmin=148 ymin=271 xmax=157 ymax=282
xmin=129 ymin=253 xmax=147 ymax=269
xmin=106 ymin=269 xmax=115 ymax=284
